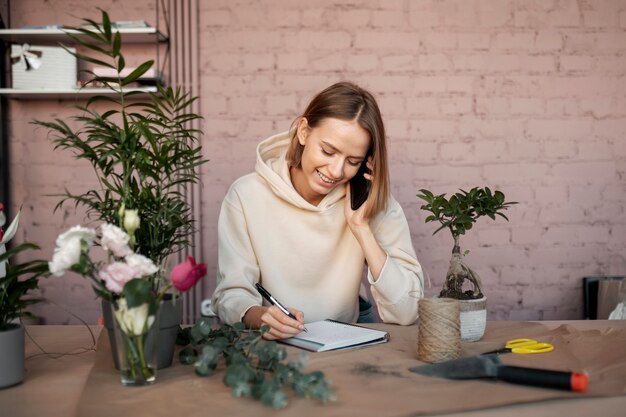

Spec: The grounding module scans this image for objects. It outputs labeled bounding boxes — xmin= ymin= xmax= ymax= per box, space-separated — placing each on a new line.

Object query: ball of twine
xmin=416 ymin=297 xmax=461 ymax=363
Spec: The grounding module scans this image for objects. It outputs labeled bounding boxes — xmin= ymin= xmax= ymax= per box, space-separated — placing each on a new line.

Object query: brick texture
xmin=6 ymin=0 xmax=626 ymax=324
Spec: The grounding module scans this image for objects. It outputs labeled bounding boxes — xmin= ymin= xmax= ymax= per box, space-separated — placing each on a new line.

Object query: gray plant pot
xmin=102 ymin=295 xmax=183 ymax=370
xmin=0 ymin=324 xmax=25 ymax=389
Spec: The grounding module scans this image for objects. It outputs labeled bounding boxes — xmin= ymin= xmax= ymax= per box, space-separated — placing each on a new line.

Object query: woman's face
xmin=292 ymin=117 xmax=370 ymax=206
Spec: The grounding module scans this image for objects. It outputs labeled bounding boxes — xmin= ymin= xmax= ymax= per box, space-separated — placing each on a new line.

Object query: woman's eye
xmin=348 ymin=160 xmax=362 ymax=167
xmin=321 ymin=148 xmax=333 ymax=156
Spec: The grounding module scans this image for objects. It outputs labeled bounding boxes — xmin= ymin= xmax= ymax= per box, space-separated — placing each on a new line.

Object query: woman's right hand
xmin=243 ymin=305 xmax=305 ymax=340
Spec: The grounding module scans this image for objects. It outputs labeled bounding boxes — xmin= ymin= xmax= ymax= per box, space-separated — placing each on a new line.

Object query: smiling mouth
xmin=316 ymin=170 xmax=339 ymax=184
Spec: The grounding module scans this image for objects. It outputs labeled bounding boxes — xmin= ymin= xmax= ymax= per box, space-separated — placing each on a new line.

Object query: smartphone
xmin=350 ymin=157 xmax=371 ymax=210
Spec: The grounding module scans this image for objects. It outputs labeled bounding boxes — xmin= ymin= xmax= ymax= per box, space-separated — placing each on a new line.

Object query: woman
xmin=212 ymin=81 xmax=423 ymax=340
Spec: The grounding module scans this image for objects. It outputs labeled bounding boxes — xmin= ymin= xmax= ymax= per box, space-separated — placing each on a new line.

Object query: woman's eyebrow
xmin=320 ymin=140 xmax=338 ymax=151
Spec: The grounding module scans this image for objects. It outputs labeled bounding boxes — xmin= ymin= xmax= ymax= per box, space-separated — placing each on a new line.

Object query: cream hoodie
xmin=212 ymin=131 xmax=424 ymax=325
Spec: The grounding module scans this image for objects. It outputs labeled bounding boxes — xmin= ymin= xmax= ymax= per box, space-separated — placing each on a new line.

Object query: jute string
xmin=416 ymin=297 xmax=461 ymax=363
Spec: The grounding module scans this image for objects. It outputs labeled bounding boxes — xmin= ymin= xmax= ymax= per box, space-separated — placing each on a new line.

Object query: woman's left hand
xmin=344 ymin=158 xmax=387 ymax=280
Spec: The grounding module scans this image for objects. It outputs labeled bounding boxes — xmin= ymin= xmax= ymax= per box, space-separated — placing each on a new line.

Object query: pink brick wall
xmin=5 ymin=0 xmax=626 ymax=324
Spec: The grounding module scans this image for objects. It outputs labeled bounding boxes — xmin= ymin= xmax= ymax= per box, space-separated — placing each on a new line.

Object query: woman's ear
xmin=296 ymin=118 xmax=309 ymax=146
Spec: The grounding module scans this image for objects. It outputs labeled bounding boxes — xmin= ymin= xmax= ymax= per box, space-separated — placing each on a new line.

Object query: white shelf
xmin=0 ymin=86 xmax=158 ymax=100
xmin=0 ymin=28 xmax=167 ymax=44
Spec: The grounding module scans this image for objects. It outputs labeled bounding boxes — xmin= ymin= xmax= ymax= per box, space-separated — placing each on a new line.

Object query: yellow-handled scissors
xmin=481 ymin=338 xmax=555 ymax=355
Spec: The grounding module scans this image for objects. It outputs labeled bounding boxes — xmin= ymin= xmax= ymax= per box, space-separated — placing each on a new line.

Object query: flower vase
xmin=102 ymin=295 xmax=182 ymax=370
xmin=111 ymin=299 xmax=160 ymax=386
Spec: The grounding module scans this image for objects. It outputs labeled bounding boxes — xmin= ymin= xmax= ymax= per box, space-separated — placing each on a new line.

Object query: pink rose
xmin=100 ymin=261 xmax=137 ymax=294
xmin=171 ymin=256 xmax=206 ymax=292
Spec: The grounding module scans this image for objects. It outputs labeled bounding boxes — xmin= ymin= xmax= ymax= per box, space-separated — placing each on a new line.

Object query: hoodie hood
xmin=254 ymin=130 xmax=346 ymax=211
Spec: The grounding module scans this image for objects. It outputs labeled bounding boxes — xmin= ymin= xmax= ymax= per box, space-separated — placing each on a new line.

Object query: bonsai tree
xmin=417 ymin=187 xmax=517 ymax=300
xmin=34 ymin=11 xmax=206 ymax=291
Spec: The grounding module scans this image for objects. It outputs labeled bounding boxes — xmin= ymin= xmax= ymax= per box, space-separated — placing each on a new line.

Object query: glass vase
xmin=111 ymin=300 xmax=161 ymax=386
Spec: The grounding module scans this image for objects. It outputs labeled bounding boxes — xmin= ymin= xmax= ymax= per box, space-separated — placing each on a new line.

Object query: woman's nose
xmin=328 ymin=158 xmax=345 ymax=179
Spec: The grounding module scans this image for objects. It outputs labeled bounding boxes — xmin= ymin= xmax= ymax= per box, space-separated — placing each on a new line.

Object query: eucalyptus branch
xmin=178 ymin=320 xmax=336 ymax=409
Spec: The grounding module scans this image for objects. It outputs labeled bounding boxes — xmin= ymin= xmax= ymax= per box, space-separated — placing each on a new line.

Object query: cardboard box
xmin=11 ymin=44 xmax=77 ymax=90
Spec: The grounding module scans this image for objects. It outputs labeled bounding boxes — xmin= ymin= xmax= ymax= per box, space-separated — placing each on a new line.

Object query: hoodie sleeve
xmin=211 ymin=184 xmax=263 ymax=325
xmin=367 ymin=198 xmax=424 ymax=325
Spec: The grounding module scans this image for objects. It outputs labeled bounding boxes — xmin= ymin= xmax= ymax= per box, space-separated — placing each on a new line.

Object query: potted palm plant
xmin=0 ymin=206 xmax=49 ymax=388
xmin=34 ymin=11 xmax=207 ymax=369
xmin=417 ymin=187 xmax=517 ymax=341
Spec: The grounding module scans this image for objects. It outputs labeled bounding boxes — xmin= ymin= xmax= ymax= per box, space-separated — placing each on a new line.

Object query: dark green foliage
xmin=32 ymin=10 xmax=206 ymax=283
xmin=0 ymin=243 xmax=49 ymax=330
xmin=417 ymin=187 xmax=517 ymax=240
xmin=179 ymin=320 xmax=336 ymax=409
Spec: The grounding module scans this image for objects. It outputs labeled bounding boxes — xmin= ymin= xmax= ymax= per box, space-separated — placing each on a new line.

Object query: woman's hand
xmin=344 ymin=157 xmax=387 ymax=281
xmin=243 ymin=305 xmax=305 ymax=340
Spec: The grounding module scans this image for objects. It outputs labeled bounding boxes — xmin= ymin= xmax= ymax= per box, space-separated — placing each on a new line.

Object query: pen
xmin=255 ymin=283 xmax=308 ymax=332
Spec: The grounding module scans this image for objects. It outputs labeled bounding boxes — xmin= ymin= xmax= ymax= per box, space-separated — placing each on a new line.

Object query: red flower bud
xmin=171 ymin=256 xmax=207 ymax=292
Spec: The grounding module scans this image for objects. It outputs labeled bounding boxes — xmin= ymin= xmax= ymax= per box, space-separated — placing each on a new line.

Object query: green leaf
xmin=231 ymin=381 xmax=252 ymax=398
xmin=195 ymin=359 xmax=215 ymax=377
xmin=112 ymin=31 xmax=121 ymax=56
xmin=189 ymin=325 xmax=204 ymax=344
xmin=201 ymin=345 xmax=220 ymax=363
xmin=195 ymin=317 xmax=213 ymax=337
xmin=224 ymin=363 xmax=255 ymax=386
xmin=122 ymin=61 xmax=154 ymax=85
xmin=101 ymin=10 xmax=112 ymax=41
xmin=121 ymin=278 xmax=153 ymax=308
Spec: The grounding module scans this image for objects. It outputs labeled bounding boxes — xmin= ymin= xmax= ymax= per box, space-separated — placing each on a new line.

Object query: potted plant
xmin=417 ymin=187 xmax=517 ymax=341
xmin=0 ymin=206 xmax=49 ymax=388
xmin=34 ymin=11 xmax=207 ymax=368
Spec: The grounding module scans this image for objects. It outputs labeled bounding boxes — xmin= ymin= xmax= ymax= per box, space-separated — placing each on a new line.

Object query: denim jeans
xmin=357 ymin=296 xmax=376 ymax=323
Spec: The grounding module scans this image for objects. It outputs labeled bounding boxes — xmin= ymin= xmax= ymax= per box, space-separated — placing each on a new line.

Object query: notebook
xmin=281 ymin=319 xmax=390 ymax=352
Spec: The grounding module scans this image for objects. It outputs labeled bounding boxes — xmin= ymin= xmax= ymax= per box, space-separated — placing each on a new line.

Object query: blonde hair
xmin=286 ymin=81 xmax=389 ymax=218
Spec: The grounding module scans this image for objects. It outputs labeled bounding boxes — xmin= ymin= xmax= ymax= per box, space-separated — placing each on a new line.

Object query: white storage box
xmin=11 ymin=44 xmax=77 ymax=90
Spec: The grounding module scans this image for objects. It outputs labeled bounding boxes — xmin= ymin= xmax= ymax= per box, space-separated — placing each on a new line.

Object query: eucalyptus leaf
xmin=231 ymin=381 xmax=252 ymax=398
xmin=179 ymin=347 xmax=198 ymax=365
xmin=195 ymin=317 xmax=213 ymax=337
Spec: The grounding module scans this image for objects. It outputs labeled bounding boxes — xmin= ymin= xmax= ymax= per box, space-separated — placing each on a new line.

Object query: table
xmin=0 ymin=325 xmax=100 ymax=417
xmin=1 ymin=321 xmax=625 ymax=416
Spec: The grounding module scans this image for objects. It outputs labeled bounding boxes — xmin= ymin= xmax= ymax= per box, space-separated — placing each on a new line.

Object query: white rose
xmin=49 ymin=237 xmax=82 ymax=276
xmin=56 ymin=225 xmax=96 ymax=248
xmin=113 ymin=298 xmax=155 ymax=336
xmin=125 ymin=253 xmax=158 ymax=277
xmin=100 ymin=223 xmax=132 ymax=257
